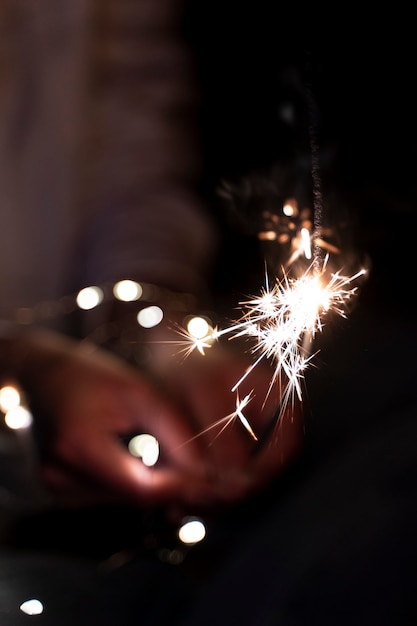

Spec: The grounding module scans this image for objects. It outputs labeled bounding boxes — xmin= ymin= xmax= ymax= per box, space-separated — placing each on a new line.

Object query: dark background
xmin=3 ymin=10 xmax=417 ymax=625
xmin=182 ymin=9 xmax=417 ymax=327
xmin=182 ymin=8 xmax=417 ymax=448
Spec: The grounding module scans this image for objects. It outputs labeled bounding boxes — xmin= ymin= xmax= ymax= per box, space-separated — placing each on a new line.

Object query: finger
xmin=38 ymin=463 xmax=130 ymax=509
xmin=101 ymin=377 xmax=212 ymax=472
xmin=164 ymin=352 xmax=255 ymax=466
xmin=54 ymin=424 xmax=219 ymax=509
xmin=244 ymin=398 xmax=304 ymax=494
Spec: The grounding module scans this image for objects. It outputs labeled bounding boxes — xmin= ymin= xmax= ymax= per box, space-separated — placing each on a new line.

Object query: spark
xmin=167 ymin=249 xmax=366 ymax=448
xmin=171 ymin=254 xmax=366 ymax=444
xmin=176 ymin=390 xmax=258 ymax=447
xmin=234 ymin=391 xmax=258 ymax=441
xmin=159 ymin=323 xmax=220 ymax=359
xmin=226 ymin=257 xmax=366 ymax=398
xmin=301 ymin=227 xmax=312 ymax=259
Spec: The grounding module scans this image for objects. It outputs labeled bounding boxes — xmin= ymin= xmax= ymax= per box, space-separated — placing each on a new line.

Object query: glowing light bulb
xmin=0 ymin=385 xmax=21 ymax=412
xmin=113 ymin=280 xmax=142 ymax=302
xmin=5 ymin=406 xmax=33 ymax=429
xmin=76 ymin=286 xmax=104 ymax=310
xmin=186 ymin=316 xmax=211 ymax=339
xmin=137 ymin=306 xmax=163 ymax=328
xmin=20 ymin=599 xmax=44 ymax=616
xmin=178 ymin=518 xmax=206 ymax=545
xmin=128 ymin=434 xmax=159 ymax=466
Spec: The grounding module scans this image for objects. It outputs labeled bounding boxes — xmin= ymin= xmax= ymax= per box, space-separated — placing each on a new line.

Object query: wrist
xmin=0 ymin=323 xmax=79 ymax=391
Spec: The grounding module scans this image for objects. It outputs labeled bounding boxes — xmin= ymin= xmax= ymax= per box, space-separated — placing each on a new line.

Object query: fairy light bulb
xmin=178 ymin=517 xmax=206 ymax=545
xmin=113 ymin=280 xmax=142 ymax=302
xmin=76 ymin=286 xmax=104 ymax=310
xmin=0 ymin=385 xmax=21 ymax=412
xmin=137 ymin=306 xmax=163 ymax=328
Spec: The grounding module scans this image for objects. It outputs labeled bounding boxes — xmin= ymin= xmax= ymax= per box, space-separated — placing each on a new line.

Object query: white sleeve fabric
xmin=72 ymin=0 xmax=218 ymax=305
xmin=0 ymin=0 xmax=218 ymax=324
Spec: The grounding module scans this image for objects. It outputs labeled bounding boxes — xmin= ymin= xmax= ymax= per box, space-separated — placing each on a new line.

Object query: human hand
xmin=159 ymin=339 xmax=303 ymax=509
xmin=15 ymin=329 xmax=219 ymax=511
xmin=14 ymin=324 xmax=302 ymax=516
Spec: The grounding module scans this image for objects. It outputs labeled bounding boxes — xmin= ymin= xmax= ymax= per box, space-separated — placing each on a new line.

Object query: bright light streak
xmin=301 ymin=227 xmax=312 ymax=259
xmin=170 ymin=255 xmax=366 ymax=442
xmin=234 ymin=391 xmax=258 ymax=440
xmin=165 ymin=322 xmax=219 ymax=358
xmin=225 ymin=259 xmax=366 ymax=406
xmin=176 ymin=389 xmax=258 ymax=446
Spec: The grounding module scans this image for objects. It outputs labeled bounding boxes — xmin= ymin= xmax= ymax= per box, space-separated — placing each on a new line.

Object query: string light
xmin=1 ymin=204 xmax=367 ymax=453
xmin=0 ymin=383 xmax=33 ymax=431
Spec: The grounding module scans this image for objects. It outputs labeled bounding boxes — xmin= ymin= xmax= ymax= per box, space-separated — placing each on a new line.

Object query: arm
xmin=71 ymin=0 xmax=218 ymax=326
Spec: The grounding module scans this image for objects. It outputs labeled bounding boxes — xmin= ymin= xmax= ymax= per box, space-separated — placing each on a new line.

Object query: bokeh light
xmin=76 ymin=286 xmax=104 ymax=310
xmin=4 ymin=406 xmax=33 ymax=430
xmin=113 ymin=280 xmax=142 ymax=302
xmin=20 ymin=599 xmax=44 ymax=616
xmin=0 ymin=385 xmax=21 ymax=412
xmin=137 ymin=305 xmax=163 ymax=328
xmin=178 ymin=517 xmax=206 ymax=545
xmin=186 ymin=316 xmax=211 ymax=339
xmin=128 ymin=434 xmax=159 ymax=466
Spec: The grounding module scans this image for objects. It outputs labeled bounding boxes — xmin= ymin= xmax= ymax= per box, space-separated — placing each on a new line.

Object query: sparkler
xmin=173 ymin=222 xmax=367 ymax=446
xmin=176 ymin=77 xmax=369 ymax=447
xmin=175 ymin=391 xmax=259 ymax=449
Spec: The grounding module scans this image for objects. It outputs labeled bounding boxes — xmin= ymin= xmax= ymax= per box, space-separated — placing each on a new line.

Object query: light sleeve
xmin=71 ymin=0 xmax=219 ymax=307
